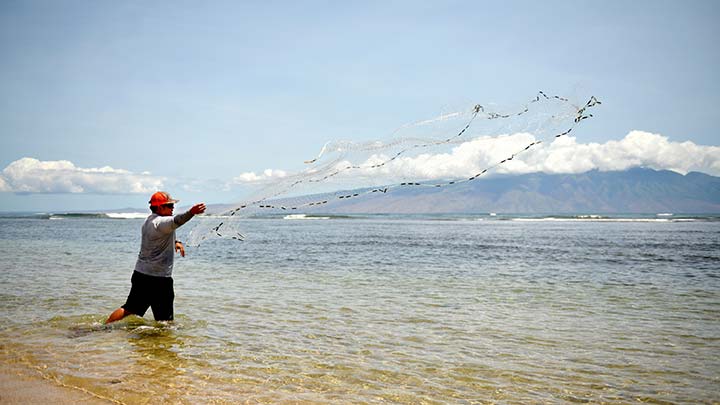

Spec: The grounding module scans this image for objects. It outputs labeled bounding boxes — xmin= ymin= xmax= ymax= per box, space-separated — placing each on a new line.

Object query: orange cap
xmin=149 ymin=191 xmax=179 ymax=207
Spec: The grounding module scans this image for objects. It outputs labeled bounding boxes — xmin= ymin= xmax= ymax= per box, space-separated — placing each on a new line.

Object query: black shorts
xmin=122 ymin=271 xmax=174 ymax=321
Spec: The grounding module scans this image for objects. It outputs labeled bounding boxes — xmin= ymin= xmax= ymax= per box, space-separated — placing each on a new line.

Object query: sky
xmin=1 ymin=0 xmax=719 ymax=212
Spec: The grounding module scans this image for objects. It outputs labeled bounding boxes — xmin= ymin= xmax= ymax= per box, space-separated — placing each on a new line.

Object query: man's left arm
xmin=173 ymin=203 xmax=207 ymax=227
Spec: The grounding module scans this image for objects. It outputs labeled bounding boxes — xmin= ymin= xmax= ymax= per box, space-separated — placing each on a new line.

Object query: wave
xmin=284 ymin=214 xmax=332 ymax=220
xmin=378 ymin=213 xmax=718 ymax=222
xmin=0 ymin=212 xmax=149 ymax=220
xmin=105 ymin=212 xmax=148 ymax=219
xmin=509 ymin=216 xmax=696 ymax=223
xmin=279 ymin=213 xmax=717 ymax=222
xmin=49 ymin=212 xmax=148 ymax=219
xmin=0 ymin=212 xmax=63 ymax=219
xmin=2 ymin=211 xmax=717 ymax=222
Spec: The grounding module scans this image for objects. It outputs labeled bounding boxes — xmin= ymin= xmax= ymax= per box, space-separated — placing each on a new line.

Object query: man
xmin=106 ymin=191 xmax=206 ymax=324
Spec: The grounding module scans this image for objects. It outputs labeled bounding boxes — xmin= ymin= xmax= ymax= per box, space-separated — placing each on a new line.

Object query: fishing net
xmin=186 ymin=92 xmax=600 ymax=246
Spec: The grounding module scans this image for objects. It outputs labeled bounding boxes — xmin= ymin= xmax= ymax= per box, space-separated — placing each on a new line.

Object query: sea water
xmin=0 ymin=214 xmax=718 ymax=404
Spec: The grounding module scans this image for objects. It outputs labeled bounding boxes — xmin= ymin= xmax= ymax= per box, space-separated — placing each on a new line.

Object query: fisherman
xmin=105 ymin=191 xmax=206 ymax=324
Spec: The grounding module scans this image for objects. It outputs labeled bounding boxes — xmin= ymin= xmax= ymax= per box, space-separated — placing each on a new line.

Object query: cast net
xmin=186 ymin=92 xmax=600 ymax=246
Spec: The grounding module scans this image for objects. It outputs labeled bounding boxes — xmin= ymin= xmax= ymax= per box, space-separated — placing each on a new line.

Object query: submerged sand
xmin=0 ymin=364 xmax=112 ymax=405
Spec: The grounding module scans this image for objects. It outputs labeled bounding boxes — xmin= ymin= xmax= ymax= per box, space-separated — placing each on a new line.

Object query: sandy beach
xmin=0 ymin=362 xmax=111 ymax=405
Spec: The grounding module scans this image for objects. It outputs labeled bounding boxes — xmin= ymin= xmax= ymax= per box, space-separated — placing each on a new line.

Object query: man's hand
xmin=175 ymin=241 xmax=186 ymax=257
xmin=190 ymin=203 xmax=206 ymax=215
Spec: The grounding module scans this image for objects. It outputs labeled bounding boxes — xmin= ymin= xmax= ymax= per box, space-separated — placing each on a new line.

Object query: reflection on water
xmin=121 ymin=322 xmax=191 ymax=403
xmin=0 ymin=217 xmax=719 ymax=403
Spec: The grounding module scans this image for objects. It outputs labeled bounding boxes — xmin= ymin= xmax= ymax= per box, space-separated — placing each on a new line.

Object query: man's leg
xmin=107 ymin=272 xmax=150 ymax=324
xmin=151 ymin=277 xmax=174 ymax=321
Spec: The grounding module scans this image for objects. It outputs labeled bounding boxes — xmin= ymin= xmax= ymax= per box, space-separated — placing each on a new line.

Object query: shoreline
xmin=0 ymin=362 xmax=113 ymax=405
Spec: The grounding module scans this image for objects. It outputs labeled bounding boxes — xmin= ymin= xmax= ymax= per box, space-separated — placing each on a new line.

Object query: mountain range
xmin=304 ymin=168 xmax=720 ymax=214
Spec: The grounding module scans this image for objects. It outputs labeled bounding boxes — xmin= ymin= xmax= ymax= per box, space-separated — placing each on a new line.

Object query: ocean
xmin=0 ymin=213 xmax=718 ymax=404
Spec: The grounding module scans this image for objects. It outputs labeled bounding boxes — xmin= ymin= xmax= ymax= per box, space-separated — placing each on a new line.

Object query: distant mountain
xmin=310 ymin=168 xmax=720 ymax=214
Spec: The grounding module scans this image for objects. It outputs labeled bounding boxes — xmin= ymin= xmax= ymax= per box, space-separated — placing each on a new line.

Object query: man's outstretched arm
xmin=174 ymin=203 xmax=206 ymax=227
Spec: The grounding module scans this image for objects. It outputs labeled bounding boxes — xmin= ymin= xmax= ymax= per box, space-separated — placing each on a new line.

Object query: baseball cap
xmin=149 ymin=191 xmax=179 ymax=207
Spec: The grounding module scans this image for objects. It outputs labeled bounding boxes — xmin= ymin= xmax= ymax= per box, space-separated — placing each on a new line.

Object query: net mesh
xmin=187 ymin=92 xmax=600 ymax=246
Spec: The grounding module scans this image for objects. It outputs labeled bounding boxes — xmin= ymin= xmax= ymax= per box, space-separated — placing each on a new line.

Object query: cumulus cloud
xmin=231 ymin=169 xmax=288 ymax=184
xmin=0 ymin=157 xmax=165 ymax=194
xmin=225 ymin=131 xmax=719 ymax=192
xmin=0 ymin=176 xmax=10 ymax=192
xmin=524 ymin=130 xmax=719 ymax=175
xmin=354 ymin=130 xmax=720 ymax=179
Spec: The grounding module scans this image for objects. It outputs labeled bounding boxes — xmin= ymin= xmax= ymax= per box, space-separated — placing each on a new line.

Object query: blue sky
xmin=1 ymin=0 xmax=719 ymax=211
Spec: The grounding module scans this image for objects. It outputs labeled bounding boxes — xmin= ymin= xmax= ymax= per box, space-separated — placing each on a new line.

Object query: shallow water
xmin=1 ymin=215 xmax=719 ymax=404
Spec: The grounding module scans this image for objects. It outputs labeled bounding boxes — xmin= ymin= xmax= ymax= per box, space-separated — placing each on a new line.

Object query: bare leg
xmin=105 ymin=308 xmax=131 ymax=324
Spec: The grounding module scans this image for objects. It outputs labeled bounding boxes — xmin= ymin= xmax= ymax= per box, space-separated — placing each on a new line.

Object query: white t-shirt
xmin=133 ymin=211 xmax=192 ymax=277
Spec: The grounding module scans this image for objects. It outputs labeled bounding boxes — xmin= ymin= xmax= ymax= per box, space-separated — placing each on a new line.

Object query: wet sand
xmin=0 ymin=364 xmax=111 ymax=405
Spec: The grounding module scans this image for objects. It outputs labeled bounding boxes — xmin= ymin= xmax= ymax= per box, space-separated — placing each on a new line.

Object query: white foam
xmin=105 ymin=212 xmax=147 ymax=219
xmin=283 ymin=214 xmax=330 ymax=220
xmin=511 ymin=217 xmax=675 ymax=222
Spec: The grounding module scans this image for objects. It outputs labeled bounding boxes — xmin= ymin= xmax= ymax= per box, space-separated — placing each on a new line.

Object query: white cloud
xmin=225 ymin=131 xmax=720 ymax=193
xmin=353 ymin=130 xmax=720 ymax=179
xmin=0 ymin=157 xmax=165 ymax=194
xmin=519 ymin=131 xmax=720 ymax=176
xmin=0 ymin=176 xmax=10 ymax=192
xmin=10 ymin=131 xmax=714 ymax=197
xmin=231 ymin=168 xmax=288 ymax=184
